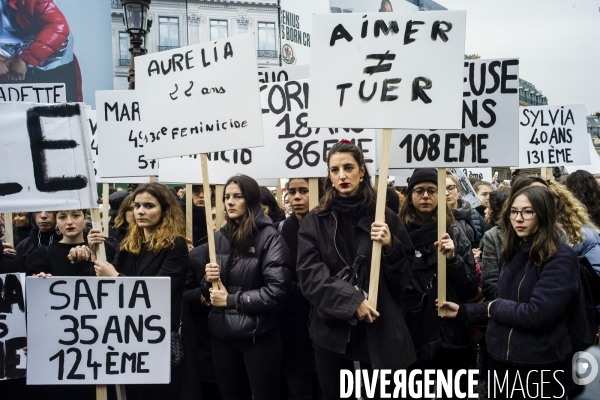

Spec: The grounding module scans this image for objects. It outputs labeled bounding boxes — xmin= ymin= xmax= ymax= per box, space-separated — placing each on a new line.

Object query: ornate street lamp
xmin=122 ymin=0 xmax=152 ymax=89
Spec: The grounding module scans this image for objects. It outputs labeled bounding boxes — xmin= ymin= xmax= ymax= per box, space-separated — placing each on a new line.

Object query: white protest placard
xmin=565 ymin=137 xmax=600 ymax=175
xmin=308 ymin=11 xmax=466 ymax=129
xmin=0 ymin=103 xmax=98 ymax=212
xmin=447 ymin=168 xmax=482 ymax=208
xmin=0 ymin=83 xmax=66 ymax=103
xmin=95 ymin=90 xmax=159 ymax=178
xmin=135 ymin=33 xmax=265 ymax=159
xmin=459 ymin=167 xmax=493 ymax=182
xmin=519 ymin=104 xmax=589 ymax=168
xmin=26 ymin=277 xmax=171 ymax=385
xmin=385 ymin=58 xmax=520 ymax=169
xmin=0 ymin=273 xmax=27 ymax=381
xmin=86 ymin=110 xmax=151 ymax=184
xmin=258 ymin=65 xmax=310 ymax=84
xmin=159 ymin=80 xmax=378 ymax=182
xmin=280 ymin=0 xmax=330 ymax=66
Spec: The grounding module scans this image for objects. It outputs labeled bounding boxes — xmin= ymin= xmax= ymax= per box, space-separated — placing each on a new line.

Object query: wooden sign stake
xmin=215 ymin=185 xmax=225 ymax=229
xmin=4 ymin=212 xmax=13 ymax=247
xmin=201 ymin=155 xmax=219 ymax=290
xmin=437 ymin=168 xmax=447 ymax=317
xmin=367 ymin=129 xmax=392 ymax=310
xmin=186 ymin=183 xmax=193 ymax=240
xmin=102 ymin=183 xmax=109 ymax=236
xmin=308 ymin=178 xmax=319 ymax=210
xmin=276 ymin=179 xmax=283 ymax=207
xmin=90 ymin=208 xmax=110 ymax=400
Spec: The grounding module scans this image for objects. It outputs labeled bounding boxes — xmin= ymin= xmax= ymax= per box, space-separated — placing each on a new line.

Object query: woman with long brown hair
xmin=186 ymin=174 xmax=291 ymax=400
xmin=564 ymin=169 xmax=600 ymax=228
xmin=296 ymin=140 xmax=415 ymax=400
xmin=441 ymin=186 xmax=580 ymax=399
xmin=94 ymin=182 xmax=190 ymax=400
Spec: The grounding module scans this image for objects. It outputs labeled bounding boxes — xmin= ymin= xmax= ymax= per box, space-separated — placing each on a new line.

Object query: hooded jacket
xmin=452 ymin=199 xmax=477 ymax=247
xmin=297 ymin=206 xmax=416 ymax=370
xmin=464 ymin=241 xmax=579 ymax=365
xmin=194 ymin=211 xmax=291 ymax=340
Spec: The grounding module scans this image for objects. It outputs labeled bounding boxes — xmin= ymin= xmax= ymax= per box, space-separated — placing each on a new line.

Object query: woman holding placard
xmin=186 ymin=174 xmax=291 ymax=400
xmin=26 ymin=209 xmax=113 ymax=277
xmin=296 ymin=140 xmax=416 ymax=400
xmin=94 ymin=182 xmax=192 ymax=400
xmin=399 ymin=169 xmax=478 ymax=385
xmin=440 ymin=186 xmax=579 ymax=398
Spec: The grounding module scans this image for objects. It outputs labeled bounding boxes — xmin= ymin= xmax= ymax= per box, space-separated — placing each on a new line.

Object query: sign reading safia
xmin=0 ymin=103 xmax=97 ymax=212
xmin=135 ymin=33 xmax=264 ymax=159
xmin=308 ymin=11 xmax=466 ymax=129
xmin=26 ymin=277 xmax=171 ymax=385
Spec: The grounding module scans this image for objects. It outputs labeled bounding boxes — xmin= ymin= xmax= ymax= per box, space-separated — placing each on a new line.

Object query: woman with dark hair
xmin=94 ymin=182 xmax=194 ymax=400
xmin=564 ymin=169 xmax=600 ymax=228
xmin=481 ymin=187 xmax=511 ymax=301
xmin=186 ymin=174 xmax=291 ymax=400
xmin=399 ymin=168 xmax=478 ymax=389
xmin=12 ymin=212 xmax=32 ymax=247
xmin=111 ymin=192 xmax=135 ymax=243
xmin=441 ymin=186 xmax=580 ymax=399
xmin=296 ymin=140 xmax=415 ymax=399
xmin=260 ymin=186 xmax=286 ymax=227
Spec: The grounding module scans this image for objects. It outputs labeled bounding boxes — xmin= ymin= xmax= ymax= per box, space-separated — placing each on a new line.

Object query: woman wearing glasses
xmin=440 ymin=186 xmax=579 ymax=399
xmin=399 ymin=169 xmax=478 ymax=383
xmin=296 ymin=140 xmax=416 ymax=400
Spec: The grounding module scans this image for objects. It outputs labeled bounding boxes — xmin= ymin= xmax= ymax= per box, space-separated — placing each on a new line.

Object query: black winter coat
xmin=0 ymin=242 xmax=25 ymax=273
xmin=297 ymin=207 xmax=416 ymax=370
xmin=470 ymin=209 xmax=487 ymax=248
xmin=452 ymin=199 xmax=477 ymax=248
xmin=463 ymin=242 xmax=579 ymax=365
xmin=405 ymin=220 xmax=479 ymax=349
xmin=195 ymin=212 xmax=292 ymax=340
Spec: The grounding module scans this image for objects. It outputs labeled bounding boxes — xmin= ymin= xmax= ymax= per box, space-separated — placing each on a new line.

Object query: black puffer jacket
xmin=452 ymin=199 xmax=477 ymax=248
xmin=297 ymin=207 xmax=416 ymax=370
xmin=198 ymin=211 xmax=291 ymax=340
xmin=470 ymin=209 xmax=487 ymax=248
xmin=405 ymin=219 xmax=479 ymax=349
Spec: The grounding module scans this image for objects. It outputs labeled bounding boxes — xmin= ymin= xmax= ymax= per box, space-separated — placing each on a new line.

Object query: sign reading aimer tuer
xmin=518 ymin=104 xmax=589 ymax=168
xmin=135 ymin=33 xmax=265 ymax=159
xmin=26 ymin=277 xmax=171 ymax=385
xmin=0 ymin=103 xmax=97 ymax=212
xmin=308 ymin=11 xmax=466 ymax=129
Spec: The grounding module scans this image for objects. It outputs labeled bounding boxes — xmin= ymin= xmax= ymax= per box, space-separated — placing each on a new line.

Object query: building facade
xmin=111 ymin=0 xmax=278 ymax=90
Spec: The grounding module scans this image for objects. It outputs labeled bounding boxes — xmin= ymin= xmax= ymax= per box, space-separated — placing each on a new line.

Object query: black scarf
xmin=407 ymin=219 xmax=438 ymax=251
xmin=331 ymin=193 xmax=367 ymax=223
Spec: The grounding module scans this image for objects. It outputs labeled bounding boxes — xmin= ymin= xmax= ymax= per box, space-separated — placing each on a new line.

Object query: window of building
xmin=257 ymin=22 xmax=276 ymax=56
xmin=159 ymin=16 xmax=179 ymax=51
xmin=119 ymin=32 xmax=130 ymax=66
xmin=210 ymin=20 xmax=228 ymax=40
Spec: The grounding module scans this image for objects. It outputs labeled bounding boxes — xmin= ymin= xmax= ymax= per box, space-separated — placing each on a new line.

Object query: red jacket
xmin=9 ymin=0 xmax=70 ymax=67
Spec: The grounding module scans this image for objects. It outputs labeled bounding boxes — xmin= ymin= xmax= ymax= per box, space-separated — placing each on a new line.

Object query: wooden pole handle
xmin=201 ymin=154 xmax=219 ymax=290
xmin=437 ymin=168 xmax=447 ymax=317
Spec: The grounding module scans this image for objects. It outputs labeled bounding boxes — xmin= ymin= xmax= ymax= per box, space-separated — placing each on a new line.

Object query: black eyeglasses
xmin=412 ymin=188 xmax=438 ymax=198
xmin=510 ymin=209 xmax=535 ymax=220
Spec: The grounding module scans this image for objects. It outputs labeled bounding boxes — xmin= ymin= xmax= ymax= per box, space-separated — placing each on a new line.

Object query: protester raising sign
xmin=308 ymin=11 xmax=466 ymax=129
xmin=95 ymin=90 xmax=159 ymax=178
xmin=518 ymin=104 xmax=589 ymax=168
xmin=158 ymin=79 xmax=378 ymax=182
xmin=0 ymin=273 xmax=26 ymax=381
xmin=0 ymin=103 xmax=97 ymax=212
xmin=26 ymin=277 xmax=171 ymax=385
xmin=135 ymin=33 xmax=265 ymax=159
xmin=0 ymin=83 xmax=66 ymax=103
xmin=385 ymin=58 xmax=520 ymax=168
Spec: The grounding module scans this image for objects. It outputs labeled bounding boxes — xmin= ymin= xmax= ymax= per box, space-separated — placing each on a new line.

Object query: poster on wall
xmin=279 ymin=0 xmax=330 ymax=66
xmin=0 ymin=0 xmax=113 ymax=108
xmin=329 ymin=0 xmax=418 ymax=13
